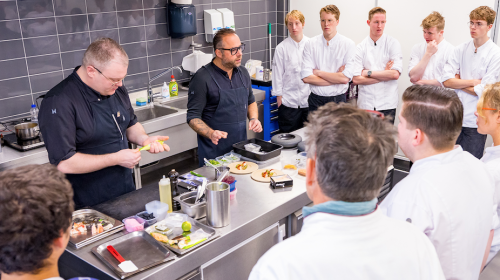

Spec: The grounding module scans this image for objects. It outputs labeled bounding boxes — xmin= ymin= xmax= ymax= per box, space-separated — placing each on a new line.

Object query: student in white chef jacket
xmin=381 ymin=85 xmax=497 ymax=280
xmin=440 ymin=6 xmax=500 ymax=159
xmin=476 ymin=83 xmax=500 ymax=263
xmin=348 ymin=7 xmax=402 ymax=124
xmin=272 ymin=10 xmax=310 ymax=133
xmin=249 ymin=103 xmax=445 ymax=280
xmin=408 ymin=12 xmax=454 ymax=86
xmin=300 ymin=5 xmax=355 ymax=113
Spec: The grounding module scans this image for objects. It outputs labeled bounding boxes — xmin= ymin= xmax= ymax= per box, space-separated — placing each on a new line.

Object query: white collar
xmin=484 ymin=144 xmax=500 ymax=155
xmin=322 ymin=33 xmax=339 ymax=46
xmin=288 ymin=36 xmax=306 ymax=48
xmin=410 ymin=146 xmax=463 ymax=174
xmin=369 ymin=33 xmax=386 ymax=46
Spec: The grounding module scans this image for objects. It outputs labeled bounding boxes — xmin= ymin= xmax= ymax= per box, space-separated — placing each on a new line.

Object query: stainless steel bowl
xmin=173 ymin=191 xmax=206 ymax=219
xmin=14 ymin=122 xmax=40 ymax=140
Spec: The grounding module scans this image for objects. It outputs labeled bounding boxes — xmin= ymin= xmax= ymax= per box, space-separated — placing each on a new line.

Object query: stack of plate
xmin=69 ymin=209 xmax=124 ymax=249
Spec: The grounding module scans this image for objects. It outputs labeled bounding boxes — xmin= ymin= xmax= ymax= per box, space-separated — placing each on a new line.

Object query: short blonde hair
xmin=368 ymin=7 xmax=386 ymax=20
xmin=319 ymin=5 xmax=340 ymax=21
xmin=470 ymin=6 xmax=496 ymax=25
xmin=477 ymin=82 xmax=500 ymax=119
xmin=285 ymin=10 xmax=305 ymax=26
xmin=421 ymin=11 xmax=445 ymax=31
xmin=82 ymin=38 xmax=128 ymax=69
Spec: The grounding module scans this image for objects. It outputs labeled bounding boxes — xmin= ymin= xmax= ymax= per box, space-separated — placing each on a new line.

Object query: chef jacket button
xmin=406 ymin=218 xmax=412 ymax=223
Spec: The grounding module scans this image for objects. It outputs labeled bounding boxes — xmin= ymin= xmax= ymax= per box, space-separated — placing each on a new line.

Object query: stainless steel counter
xmin=0 ymin=88 xmax=266 ymax=172
xmin=63 ymin=129 xmax=310 ymax=280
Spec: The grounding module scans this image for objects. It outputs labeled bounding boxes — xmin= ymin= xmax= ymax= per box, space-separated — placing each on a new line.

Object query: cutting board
xmin=251 ymin=169 xmax=284 ymax=183
xmin=228 ymin=161 xmax=259 ymax=174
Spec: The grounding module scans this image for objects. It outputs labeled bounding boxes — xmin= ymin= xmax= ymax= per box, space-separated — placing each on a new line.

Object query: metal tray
xmin=232 ymin=138 xmax=283 ymax=161
xmin=69 ymin=209 xmax=124 ymax=249
xmin=91 ymin=231 xmax=176 ymax=279
xmin=145 ymin=217 xmax=220 ymax=255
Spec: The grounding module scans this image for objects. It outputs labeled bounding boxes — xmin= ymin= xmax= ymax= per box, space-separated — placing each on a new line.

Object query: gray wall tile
xmin=144 ymin=8 xmax=167 ymax=25
xmin=148 ymin=53 xmax=172 ymax=71
xmin=277 ymin=0 xmax=284 ymax=12
xmin=213 ymin=0 xmax=231 ymax=3
xmin=172 ymin=50 xmax=189 ymax=66
xmin=118 ymin=11 xmax=145 ymax=27
xmin=232 ymin=2 xmax=249 ymax=15
xmin=143 ymin=0 xmax=168 ymax=9
xmin=266 ymin=0 xmax=276 ymax=12
xmin=0 ymin=20 xmax=22 ymax=40
xmin=119 ymin=26 xmax=145 ymax=43
xmin=30 ymin=71 xmax=63 ymax=93
xmin=24 ymin=36 xmax=59 ymax=56
xmin=87 ymin=0 xmax=116 ymax=13
xmin=116 ymin=0 xmax=144 ymax=11
xmin=61 ymin=50 xmax=85 ymax=70
xmin=56 ymin=15 xmax=89 ymax=34
xmin=27 ymin=54 xmax=61 ymax=75
xmin=59 ymin=32 xmax=90 ymax=52
xmin=0 ymin=94 xmax=33 ymax=119
xmin=90 ymin=29 xmax=119 ymax=42
xmin=234 ymin=14 xmax=249 ymax=28
xmin=196 ymin=19 xmax=204 ymax=33
xmin=124 ymin=72 xmax=148 ymax=91
xmin=250 ymin=23 xmax=268 ymax=39
xmin=0 ymin=40 xmax=25 ymax=61
xmin=238 ymin=27 xmax=250 ymax=41
xmin=250 ymin=1 xmax=265 ymax=14
xmin=20 ymin=18 xmax=57 ymax=38
xmin=54 ymin=0 xmax=86 ymax=16
xmin=250 ymin=13 xmax=267 ymax=27
xmin=0 ymin=1 xmax=19 ymax=20
xmin=18 ymin=0 xmax=54 ymax=19
xmin=196 ymin=4 xmax=210 ymax=19
xmin=128 ymin=57 xmax=148 ymax=75
xmin=251 ymin=38 xmax=267 ymax=53
xmin=88 ymin=12 xmax=118 ymax=31
xmin=212 ymin=3 xmax=231 ymax=11
xmin=63 ymin=69 xmax=74 ymax=78
xmin=171 ymin=37 xmax=192 ymax=52
xmin=0 ymin=77 xmax=31 ymax=99
xmin=192 ymin=0 xmax=211 ymax=5
xmin=145 ymin=23 xmax=168 ymax=40
xmin=122 ymin=42 xmax=147 ymax=59
xmin=147 ymin=38 xmax=171 ymax=56
xmin=0 ymin=58 xmax=28 ymax=80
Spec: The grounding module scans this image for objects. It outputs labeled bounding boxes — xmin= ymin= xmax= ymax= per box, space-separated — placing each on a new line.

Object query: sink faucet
xmin=148 ymin=66 xmax=183 ymax=104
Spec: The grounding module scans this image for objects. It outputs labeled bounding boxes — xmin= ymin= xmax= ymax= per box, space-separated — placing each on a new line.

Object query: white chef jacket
xmin=272 ymin=36 xmax=310 ymax=108
xmin=300 ymin=33 xmax=356 ymax=97
xmin=481 ymin=145 xmax=500 ymax=263
xmin=408 ymin=39 xmax=455 ymax=84
xmin=249 ymin=209 xmax=445 ymax=280
xmin=346 ymin=34 xmax=403 ymax=110
xmin=380 ymin=146 xmax=497 ymax=280
xmin=439 ymin=39 xmax=500 ymax=128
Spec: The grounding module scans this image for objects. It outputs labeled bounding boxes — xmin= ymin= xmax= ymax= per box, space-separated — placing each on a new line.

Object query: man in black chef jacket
xmin=187 ymin=28 xmax=263 ymax=166
xmin=39 ymin=38 xmax=170 ymax=209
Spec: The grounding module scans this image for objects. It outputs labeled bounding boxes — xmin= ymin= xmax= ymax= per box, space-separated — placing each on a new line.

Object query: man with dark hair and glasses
xmin=39 ymin=38 xmax=170 ymax=208
xmin=187 ymin=28 xmax=262 ymax=166
xmin=440 ymin=6 xmax=500 ymax=158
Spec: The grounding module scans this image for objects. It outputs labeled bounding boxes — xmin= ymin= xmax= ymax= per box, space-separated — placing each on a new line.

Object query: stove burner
xmin=3 ymin=133 xmax=45 ymax=152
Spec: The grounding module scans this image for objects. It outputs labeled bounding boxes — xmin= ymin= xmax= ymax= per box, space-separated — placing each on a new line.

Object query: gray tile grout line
xmin=140 ymin=0 xmax=151 ymax=84
xmin=114 ymin=0 xmax=121 ymax=44
xmin=85 ymin=0 xmax=92 ymax=47
xmin=50 ymin=0 xmax=66 ymax=87
xmin=13 ymin=0 xmax=33 ymax=105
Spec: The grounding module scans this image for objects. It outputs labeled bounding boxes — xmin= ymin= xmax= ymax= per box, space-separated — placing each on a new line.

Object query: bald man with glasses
xmin=187 ymin=28 xmax=262 ymax=166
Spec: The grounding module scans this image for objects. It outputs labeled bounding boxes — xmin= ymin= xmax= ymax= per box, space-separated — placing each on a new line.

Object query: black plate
xmin=232 ymin=138 xmax=283 ymax=161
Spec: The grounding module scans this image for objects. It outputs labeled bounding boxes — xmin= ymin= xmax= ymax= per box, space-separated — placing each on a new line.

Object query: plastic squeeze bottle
xmin=169 ymin=75 xmax=178 ymax=97
xmin=162 ymin=82 xmax=170 ymax=101
xmin=159 ymin=175 xmax=173 ymax=213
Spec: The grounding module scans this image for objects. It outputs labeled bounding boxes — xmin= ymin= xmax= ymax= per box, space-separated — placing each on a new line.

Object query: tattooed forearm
xmin=189 ymin=118 xmax=214 ymax=139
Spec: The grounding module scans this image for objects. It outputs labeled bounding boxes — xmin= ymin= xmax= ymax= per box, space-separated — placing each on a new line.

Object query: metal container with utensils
xmin=215 ymin=166 xmax=229 ymax=180
xmin=206 ymin=182 xmax=230 ymax=228
xmin=15 ymin=122 xmax=40 ymax=140
xmin=173 ymin=191 xmax=206 ymax=219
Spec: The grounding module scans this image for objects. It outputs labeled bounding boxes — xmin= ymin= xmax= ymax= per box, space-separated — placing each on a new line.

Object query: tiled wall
xmin=0 ymin=0 xmax=279 ymax=121
xmin=276 ymin=0 xmax=288 ymax=45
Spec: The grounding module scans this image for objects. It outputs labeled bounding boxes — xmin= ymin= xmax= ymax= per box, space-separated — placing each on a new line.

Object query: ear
xmin=53 ymin=228 xmax=69 ymax=250
xmin=496 ymin=111 xmax=500 ymax=124
xmin=488 ymin=24 xmax=493 ymax=31
xmin=439 ymin=30 xmax=444 ymax=36
xmin=413 ymin=128 xmax=424 ymax=147
xmin=86 ymin=65 xmax=97 ymax=78
xmin=367 ymin=20 xmax=371 ymax=26
xmin=306 ymin=157 xmax=316 ymax=188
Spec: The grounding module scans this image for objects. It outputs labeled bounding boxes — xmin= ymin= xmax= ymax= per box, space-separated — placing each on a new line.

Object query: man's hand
xmin=249 ymin=118 xmax=263 ymax=133
xmin=426 ymin=40 xmax=438 ymax=56
xmin=211 ymin=130 xmax=228 ymax=145
xmin=337 ymin=65 xmax=346 ymax=73
xmin=142 ymin=136 xmax=170 ymax=153
xmin=312 ymin=69 xmax=322 ymax=76
xmin=115 ymin=148 xmax=141 ymax=169
xmin=385 ymin=60 xmax=394 ymax=70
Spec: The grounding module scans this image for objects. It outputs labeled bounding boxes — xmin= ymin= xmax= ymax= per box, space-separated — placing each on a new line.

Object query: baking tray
xmin=69 ymin=209 xmax=124 ymax=249
xmin=91 ymin=231 xmax=176 ymax=279
xmin=145 ymin=217 xmax=220 ymax=255
xmin=232 ymin=138 xmax=283 ymax=161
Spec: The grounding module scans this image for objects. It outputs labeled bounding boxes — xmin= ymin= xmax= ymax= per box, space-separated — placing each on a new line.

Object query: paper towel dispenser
xmin=168 ymin=2 xmax=196 ymax=39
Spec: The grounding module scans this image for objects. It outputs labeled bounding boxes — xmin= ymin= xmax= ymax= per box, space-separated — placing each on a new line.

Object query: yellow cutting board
xmin=228 ymin=161 xmax=259 ymax=174
xmin=251 ymin=169 xmax=284 ymax=183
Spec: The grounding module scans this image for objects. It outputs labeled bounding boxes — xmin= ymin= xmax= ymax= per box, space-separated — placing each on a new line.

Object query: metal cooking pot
xmin=15 ymin=122 xmax=40 ymax=140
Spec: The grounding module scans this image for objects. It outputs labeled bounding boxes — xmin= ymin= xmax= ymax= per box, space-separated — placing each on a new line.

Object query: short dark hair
xmin=305 ymin=103 xmax=396 ymax=202
xmin=402 ymin=85 xmax=463 ymax=151
xmin=213 ymin=28 xmax=237 ymax=53
xmin=0 ymin=164 xmax=74 ymax=274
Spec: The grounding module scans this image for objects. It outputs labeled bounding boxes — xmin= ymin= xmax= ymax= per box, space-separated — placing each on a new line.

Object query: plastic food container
xmin=244 ymin=143 xmax=261 ymax=152
xmin=224 ymin=152 xmax=241 ymax=162
xmin=230 ymin=188 xmax=237 ymax=200
xmin=216 ymin=156 xmax=230 ymax=166
xmin=136 ymin=211 xmax=157 ymax=227
xmin=206 ymin=159 xmax=222 ymax=167
xmin=122 ymin=216 xmax=145 ymax=232
xmin=145 ymin=201 xmax=169 ymax=221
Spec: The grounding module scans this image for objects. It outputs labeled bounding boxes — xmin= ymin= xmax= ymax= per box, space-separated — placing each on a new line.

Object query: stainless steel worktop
xmin=64 ymin=129 xmax=310 ymax=280
xmin=0 ymin=88 xmax=266 ymax=171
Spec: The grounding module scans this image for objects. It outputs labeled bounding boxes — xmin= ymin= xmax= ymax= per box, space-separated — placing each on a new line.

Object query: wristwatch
xmin=367 ymin=70 xmax=372 ymax=78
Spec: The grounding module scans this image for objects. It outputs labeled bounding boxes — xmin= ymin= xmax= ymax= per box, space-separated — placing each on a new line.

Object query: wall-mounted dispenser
xmin=204 ymin=9 xmax=223 ymax=43
xmin=216 ymin=8 xmax=235 ymax=30
xmin=168 ymin=0 xmax=197 ymax=39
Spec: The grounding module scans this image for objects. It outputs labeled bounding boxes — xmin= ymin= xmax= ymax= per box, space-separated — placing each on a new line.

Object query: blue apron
xmin=66 ymin=94 xmax=135 ymax=208
xmin=197 ymin=64 xmax=249 ymax=166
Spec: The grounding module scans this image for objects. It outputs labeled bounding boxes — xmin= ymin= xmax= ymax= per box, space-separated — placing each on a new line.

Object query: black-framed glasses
xmin=92 ymin=66 xmax=123 ymax=87
xmin=218 ymin=43 xmax=245 ymax=56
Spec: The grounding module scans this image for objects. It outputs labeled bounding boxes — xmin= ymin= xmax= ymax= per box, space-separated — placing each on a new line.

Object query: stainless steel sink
xmin=161 ymin=98 xmax=188 ymax=109
xmin=135 ymin=105 xmax=178 ymax=122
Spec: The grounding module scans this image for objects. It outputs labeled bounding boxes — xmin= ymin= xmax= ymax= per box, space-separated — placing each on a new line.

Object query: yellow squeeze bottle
xmin=159 ymin=175 xmax=173 ymax=213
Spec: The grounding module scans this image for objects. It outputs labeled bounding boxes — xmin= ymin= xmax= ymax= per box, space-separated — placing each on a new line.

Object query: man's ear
xmin=367 ymin=20 xmax=371 ymax=26
xmin=306 ymin=157 xmax=315 ymax=188
xmin=413 ymin=128 xmax=424 ymax=147
xmin=495 ymin=111 xmax=500 ymax=125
